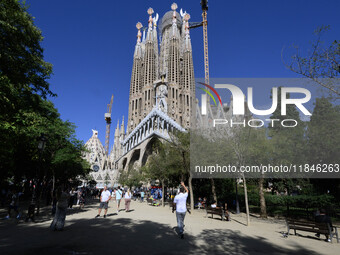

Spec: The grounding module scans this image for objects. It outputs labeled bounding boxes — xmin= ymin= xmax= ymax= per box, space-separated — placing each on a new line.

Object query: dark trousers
xmin=176 ymin=211 xmax=186 ymax=234
xmin=68 ymin=196 xmax=75 ymax=208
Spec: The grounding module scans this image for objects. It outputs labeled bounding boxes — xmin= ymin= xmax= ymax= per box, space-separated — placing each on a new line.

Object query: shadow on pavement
xmin=0 ymin=199 xmax=99 ymax=227
xmin=0 ymin=215 xmax=323 ymax=255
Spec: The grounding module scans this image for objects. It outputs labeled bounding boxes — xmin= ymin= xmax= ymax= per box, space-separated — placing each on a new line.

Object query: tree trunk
xmin=211 ymin=178 xmax=217 ymax=203
xmin=161 ymin=180 xmax=165 ymax=207
xmin=242 ymin=174 xmax=250 ymax=226
xmin=188 ymin=175 xmax=194 ymax=211
xmin=52 ymin=174 xmax=55 ymax=192
xmin=36 ymin=180 xmax=44 ymax=216
xmin=235 ymin=178 xmax=240 ymax=214
xmin=259 ymin=177 xmax=267 ymax=218
xmin=286 ymin=186 xmax=290 ymax=217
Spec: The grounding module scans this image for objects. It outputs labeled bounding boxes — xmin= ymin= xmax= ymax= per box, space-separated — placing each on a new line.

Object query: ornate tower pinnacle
xmin=147 ymin=8 xmax=154 ymax=30
xmin=136 ymin=22 xmax=142 ymax=43
xmin=171 ymin=3 xmax=178 ymax=24
xmin=171 ymin=3 xmax=178 ymax=11
xmin=184 ymin=13 xmax=190 ymax=35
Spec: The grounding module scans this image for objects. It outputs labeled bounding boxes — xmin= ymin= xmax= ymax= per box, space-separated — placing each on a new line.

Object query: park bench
xmin=285 ymin=219 xmax=339 ymax=243
xmin=206 ymin=206 xmax=226 ymax=221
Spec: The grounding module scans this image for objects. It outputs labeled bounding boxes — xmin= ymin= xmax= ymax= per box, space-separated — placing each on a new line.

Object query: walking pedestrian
xmin=76 ymin=189 xmax=81 ymax=205
xmin=95 ymin=186 xmax=111 ymax=218
xmin=111 ymin=188 xmax=117 ymax=212
xmin=173 ymin=182 xmax=189 ymax=239
xmin=50 ymin=186 xmax=69 ymax=231
xmin=79 ymin=191 xmax=85 ymax=209
xmin=5 ymin=188 xmax=20 ymax=219
xmin=68 ymin=188 xmax=76 ymax=209
xmin=140 ymin=190 xmax=145 ymax=202
xmin=115 ymin=186 xmax=123 ymax=213
xmin=124 ymin=189 xmax=132 ymax=212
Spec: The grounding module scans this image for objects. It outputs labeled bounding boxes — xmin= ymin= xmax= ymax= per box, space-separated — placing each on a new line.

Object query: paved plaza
xmin=0 ymin=200 xmax=338 ymax=255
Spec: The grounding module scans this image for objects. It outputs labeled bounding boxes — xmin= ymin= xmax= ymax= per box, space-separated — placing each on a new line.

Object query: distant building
xmin=83 ymin=130 xmax=114 ymax=188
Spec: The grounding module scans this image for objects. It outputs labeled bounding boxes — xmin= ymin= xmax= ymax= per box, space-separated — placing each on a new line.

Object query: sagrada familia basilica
xmin=83 ymin=3 xmax=232 ymax=188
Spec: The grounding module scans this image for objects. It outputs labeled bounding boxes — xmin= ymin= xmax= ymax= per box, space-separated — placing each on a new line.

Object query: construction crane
xmin=189 ymin=0 xmax=210 ymax=104
xmin=104 ymin=94 xmax=114 ymax=156
xmin=201 ymin=0 xmax=209 ymax=87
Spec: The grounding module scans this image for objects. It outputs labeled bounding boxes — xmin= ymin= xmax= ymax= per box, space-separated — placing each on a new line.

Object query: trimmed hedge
xmin=221 ymin=192 xmax=336 ymax=210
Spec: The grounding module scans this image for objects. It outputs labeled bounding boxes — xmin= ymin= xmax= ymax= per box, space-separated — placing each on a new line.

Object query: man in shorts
xmin=95 ymin=186 xmax=111 ymax=218
xmin=115 ymin=186 xmax=123 ymax=213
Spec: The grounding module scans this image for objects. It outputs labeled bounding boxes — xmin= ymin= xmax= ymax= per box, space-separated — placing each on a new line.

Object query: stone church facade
xmin=83 ymin=3 xmax=233 ymax=188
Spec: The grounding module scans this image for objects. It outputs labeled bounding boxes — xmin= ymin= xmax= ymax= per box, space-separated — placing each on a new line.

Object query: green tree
xmin=167 ymin=131 xmax=194 ymax=210
xmin=268 ymin=87 xmax=309 ymax=201
xmin=119 ymin=166 xmax=144 ymax=190
xmin=308 ymin=97 xmax=340 ymax=164
xmin=0 ymin=0 xmax=54 ymax=181
xmin=0 ymin=0 xmax=54 ymax=98
xmin=0 ymin=1 xmax=89 ymax=207
xmin=142 ymin=141 xmax=169 ymax=206
xmin=247 ymin=128 xmax=272 ymax=218
xmin=308 ymin=97 xmax=340 ymax=196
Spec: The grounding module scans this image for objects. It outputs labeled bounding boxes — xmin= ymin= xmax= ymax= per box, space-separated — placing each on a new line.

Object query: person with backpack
xmin=115 ymin=186 xmax=123 ymax=214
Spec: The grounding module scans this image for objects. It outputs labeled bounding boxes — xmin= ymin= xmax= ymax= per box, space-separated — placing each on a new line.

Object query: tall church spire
xmin=127 ymin=3 xmax=196 ymax=132
xmin=128 ymin=22 xmax=144 ymax=133
xmin=184 ymin=13 xmax=192 ymax=51
xmin=146 ymin=8 xmax=154 ymax=41
xmin=134 ymin=22 xmax=143 ymax=58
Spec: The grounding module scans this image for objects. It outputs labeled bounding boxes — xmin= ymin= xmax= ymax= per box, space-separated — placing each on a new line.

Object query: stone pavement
xmin=0 ymin=199 xmax=338 ymax=255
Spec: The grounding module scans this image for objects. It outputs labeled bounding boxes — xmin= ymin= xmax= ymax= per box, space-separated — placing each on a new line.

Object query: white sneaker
xmin=327 ymin=239 xmax=331 ymax=242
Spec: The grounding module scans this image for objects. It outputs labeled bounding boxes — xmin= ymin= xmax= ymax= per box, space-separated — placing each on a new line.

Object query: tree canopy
xmin=0 ymin=0 xmax=89 ymax=188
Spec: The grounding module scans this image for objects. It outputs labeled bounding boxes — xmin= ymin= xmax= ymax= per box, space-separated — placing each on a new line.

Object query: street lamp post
xmin=25 ymin=134 xmax=47 ymax=222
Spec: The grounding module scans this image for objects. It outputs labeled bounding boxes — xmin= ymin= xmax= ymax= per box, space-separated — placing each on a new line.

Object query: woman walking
xmin=124 ymin=189 xmax=132 ymax=212
xmin=68 ymin=188 xmax=76 ymax=209
xmin=50 ymin=186 xmax=69 ymax=231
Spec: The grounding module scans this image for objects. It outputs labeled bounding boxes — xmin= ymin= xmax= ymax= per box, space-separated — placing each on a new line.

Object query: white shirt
xmin=124 ymin=192 xmax=132 ymax=199
xmin=101 ymin=190 xmax=111 ymax=202
xmin=174 ymin=192 xmax=188 ymax=213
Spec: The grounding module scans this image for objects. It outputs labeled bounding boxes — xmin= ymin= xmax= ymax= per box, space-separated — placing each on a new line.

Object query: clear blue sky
xmin=27 ymin=0 xmax=340 ymax=147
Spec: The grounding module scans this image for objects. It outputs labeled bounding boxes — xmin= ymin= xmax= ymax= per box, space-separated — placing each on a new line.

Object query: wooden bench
xmin=206 ymin=206 xmax=225 ymax=221
xmin=285 ymin=219 xmax=339 ymax=243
